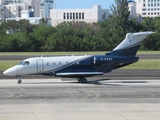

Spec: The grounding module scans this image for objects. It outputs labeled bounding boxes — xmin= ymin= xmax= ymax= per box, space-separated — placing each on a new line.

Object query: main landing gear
xmin=77 ymin=77 xmax=87 ymax=83
xmin=17 ymin=76 xmax=22 ymax=84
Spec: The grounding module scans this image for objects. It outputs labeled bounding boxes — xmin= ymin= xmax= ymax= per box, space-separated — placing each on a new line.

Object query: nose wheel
xmin=17 ymin=76 xmax=22 ymax=84
xmin=18 ymin=80 xmax=22 ymax=84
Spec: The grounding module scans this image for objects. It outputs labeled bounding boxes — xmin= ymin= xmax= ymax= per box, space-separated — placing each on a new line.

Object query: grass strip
xmin=0 ymin=59 xmax=160 ymax=71
xmin=122 ymin=59 xmax=160 ymax=69
xmin=0 ymin=52 xmax=104 ymax=56
xmin=0 ymin=60 xmax=20 ymax=71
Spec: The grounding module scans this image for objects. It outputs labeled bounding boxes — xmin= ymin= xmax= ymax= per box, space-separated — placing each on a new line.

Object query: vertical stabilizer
xmin=110 ymin=31 xmax=155 ymax=56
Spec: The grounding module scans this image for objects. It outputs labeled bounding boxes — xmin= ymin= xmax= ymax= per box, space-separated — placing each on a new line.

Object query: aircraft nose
xmin=3 ymin=70 xmax=7 ymax=75
xmin=3 ymin=67 xmax=18 ymax=76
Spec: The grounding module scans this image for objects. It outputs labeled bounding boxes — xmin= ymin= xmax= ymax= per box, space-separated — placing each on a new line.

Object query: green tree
xmin=141 ymin=17 xmax=155 ymax=31
xmin=39 ymin=18 xmax=47 ymax=25
xmin=128 ymin=19 xmax=143 ymax=32
xmin=142 ymin=33 xmax=160 ymax=50
xmin=29 ymin=25 xmax=56 ymax=51
xmin=110 ymin=0 xmax=130 ymax=31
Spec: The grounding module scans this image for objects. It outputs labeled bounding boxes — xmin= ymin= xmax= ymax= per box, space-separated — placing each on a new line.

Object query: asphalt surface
xmin=1 ymin=69 xmax=160 ymax=80
xmin=0 ymin=79 xmax=160 ymax=120
xmin=0 ymin=79 xmax=160 ymax=104
xmin=0 ymin=54 xmax=160 ymax=60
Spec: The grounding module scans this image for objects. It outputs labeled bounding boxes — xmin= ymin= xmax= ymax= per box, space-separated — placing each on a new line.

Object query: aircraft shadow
xmin=87 ymin=79 xmax=125 ymax=86
xmin=22 ymin=78 xmax=124 ymax=86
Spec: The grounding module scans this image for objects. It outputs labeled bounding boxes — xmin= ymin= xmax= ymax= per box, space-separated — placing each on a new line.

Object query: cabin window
xmin=66 ymin=61 xmax=69 ymax=64
xmin=53 ymin=62 xmax=56 ymax=65
xmin=59 ymin=62 xmax=62 ymax=65
xmin=46 ymin=62 xmax=49 ymax=65
xmin=22 ymin=61 xmax=29 ymax=65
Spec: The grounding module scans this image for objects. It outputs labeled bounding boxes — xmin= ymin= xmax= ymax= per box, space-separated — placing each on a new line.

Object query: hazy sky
xmin=54 ymin=0 xmax=115 ymax=9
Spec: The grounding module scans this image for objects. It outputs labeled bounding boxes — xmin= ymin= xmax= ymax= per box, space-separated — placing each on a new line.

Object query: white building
xmin=50 ymin=5 xmax=110 ymax=27
xmin=0 ymin=0 xmax=5 ymax=22
xmin=135 ymin=0 xmax=160 ymax=21
xmin=0 ymin=0 xmax=40 ymax=20
xmin=0 ymin=0 xmax=5 ymax=4
xmin=0 ymin=0 xmax=42 ymax=24
xmin=6 ymin=10 xmax=42 ymax=24
xmin=40 ymin=0 xmax=54 ymax=18
xmin=4 ymin=3 xmax=27 ymax=18
xmin=6 ymin=17 xmax=42 ymax=24
xmin=4 ymin=0 xmax=40 ymax=17
xmin=27 ymin=0 xmax=40 ymax=17
xmin=0 ymin=4 xmax=5 ymax=22
xmin=128 ymin=0 xmax=137 ymax=19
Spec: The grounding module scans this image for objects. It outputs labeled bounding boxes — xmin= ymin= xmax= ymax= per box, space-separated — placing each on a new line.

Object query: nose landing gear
xmin=17 ymin=76 xmax=22 ymax=84
xmin=18 ymin=79 xmax=22 ymax=84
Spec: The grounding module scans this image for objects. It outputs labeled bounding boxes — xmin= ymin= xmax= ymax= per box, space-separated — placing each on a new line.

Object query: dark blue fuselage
xmin=54 ymin=55 xmax=139 ymax=78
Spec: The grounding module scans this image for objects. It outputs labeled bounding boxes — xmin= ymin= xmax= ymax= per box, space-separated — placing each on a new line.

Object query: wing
xmin=55 ymin=72 xmax=103 ymax=78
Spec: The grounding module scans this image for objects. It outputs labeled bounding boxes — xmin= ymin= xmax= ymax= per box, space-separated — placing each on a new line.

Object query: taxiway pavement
xmin=0 ymin=54 xmax=160 ymax=60
xmin=0 ymin=79 xmax=160 ymax=120
xmin=1 ymin=69 xmax=160 ymax=79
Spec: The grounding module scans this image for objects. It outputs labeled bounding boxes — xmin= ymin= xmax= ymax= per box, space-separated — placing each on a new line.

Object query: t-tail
xmin=110 ymin=31 xmax=155 ymax=56
xmin=104 ymin=31 xmax=155 ymax=71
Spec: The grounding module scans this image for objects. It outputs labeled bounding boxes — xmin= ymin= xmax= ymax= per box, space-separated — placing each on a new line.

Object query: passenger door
xmin=37 ymin=60 xmax=44 ymax=73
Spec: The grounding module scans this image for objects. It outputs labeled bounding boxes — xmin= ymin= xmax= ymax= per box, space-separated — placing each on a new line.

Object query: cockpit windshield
xmin=17 ymin=61 xmax=29 ymax=65
xmin=18 ymin=61 xmax=24 ymax=65
xmin=23 ymin=61 xmax=29 ymax=65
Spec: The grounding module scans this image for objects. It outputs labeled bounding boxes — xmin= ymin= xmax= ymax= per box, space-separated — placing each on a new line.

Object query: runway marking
xmin=109 ymin=107 xmax=128 ymax=120
xmin=148 ymin=92 xmax=156 ymax=98
xmin=77 ymin=91 xmax=99 ymax=100
xmin=0 ymin=90 xmax=14 ymax=99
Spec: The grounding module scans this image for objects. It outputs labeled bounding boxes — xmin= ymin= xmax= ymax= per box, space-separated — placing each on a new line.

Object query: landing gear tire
xmin=17 ymin=76 xmax=22 ymax=84
xmin=18 ymin=80 xmax=22 ymax=84
xmin=78 ymin=79 xmax=82 ymax=83
xmin=82 ymin=79 xmax=87 ymax=83
xmin=78 ymin=78 xmax=87 ymax=83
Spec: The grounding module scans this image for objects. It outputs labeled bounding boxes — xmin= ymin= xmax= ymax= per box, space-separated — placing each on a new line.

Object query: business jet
xmin=3 ymin=31 xmax=154 ymax=84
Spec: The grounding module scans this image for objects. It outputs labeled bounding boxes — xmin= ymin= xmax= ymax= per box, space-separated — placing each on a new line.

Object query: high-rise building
xmin=40 ymin=0 xmax=54 ymax=18
xmin=27 ymin=0 xmax=41 ymax=17
xmin=0 ymin=0 xmax=40 ymax=19
xmin=128 ymin=0 xmax=137 ymax=19
xmin=0 ymin=0 xmax=42 ymax=24
xmin=5 ymin=3 xmax=26 ymax=18
xmin=135 ymin=0 xmax=160 ymax=19
xmin=0 ymin=0 xmax=5 ymax=4
xmin=0 ymin=0 xmax=5 ymax=22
